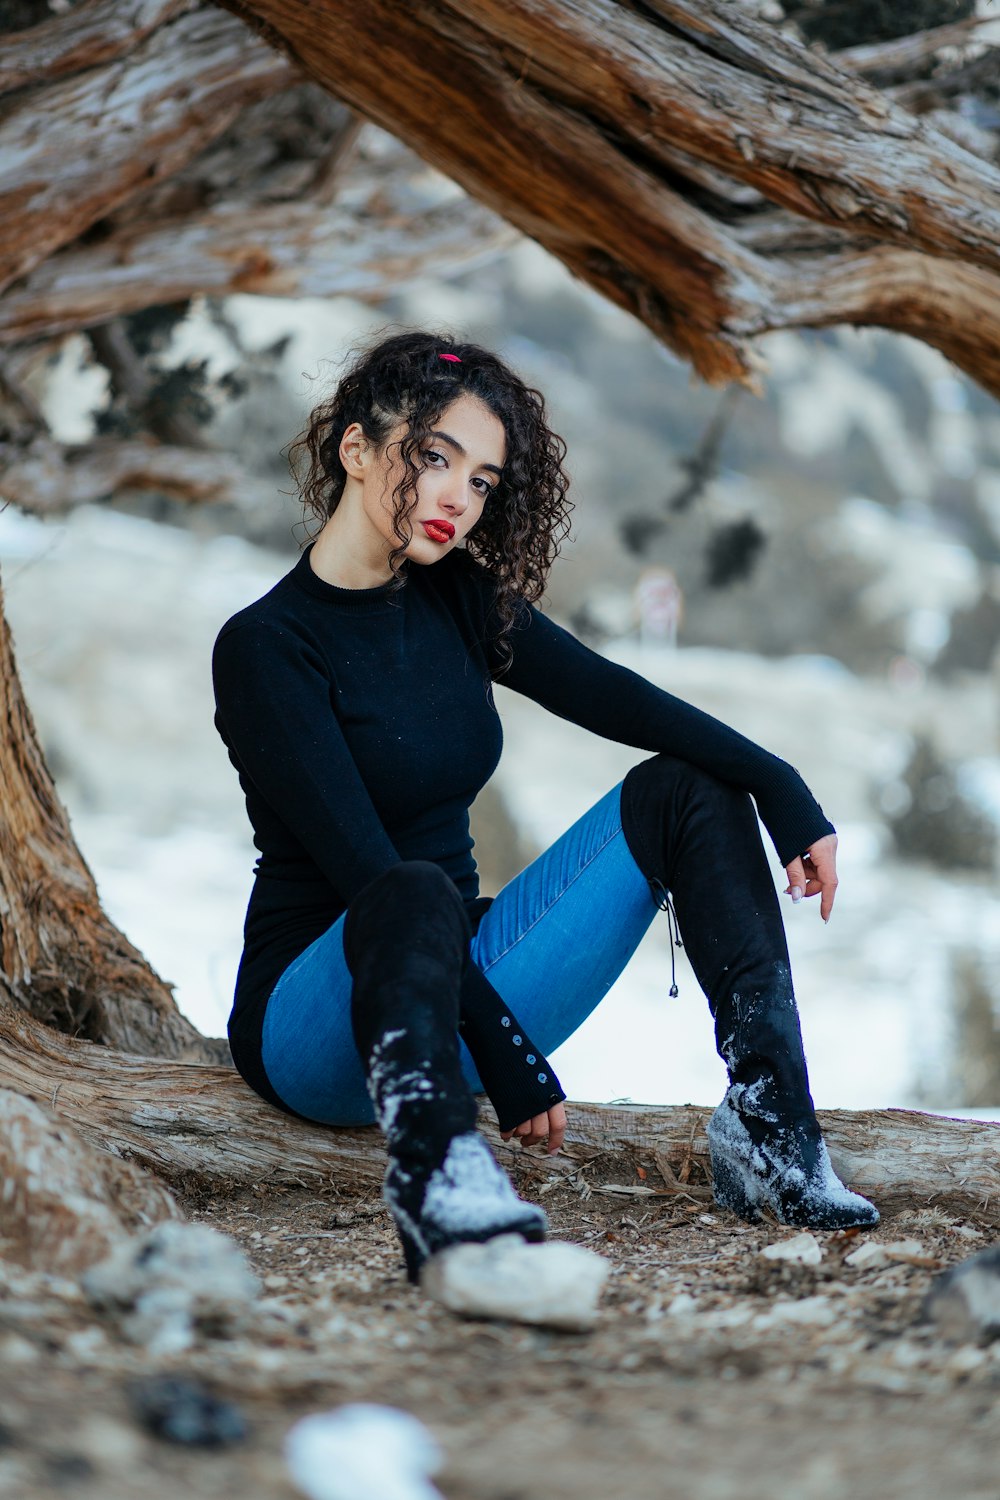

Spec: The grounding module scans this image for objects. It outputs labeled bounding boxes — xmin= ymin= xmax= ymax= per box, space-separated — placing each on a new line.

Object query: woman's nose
xmin=438 ymin=480 xmax=470 ymax=515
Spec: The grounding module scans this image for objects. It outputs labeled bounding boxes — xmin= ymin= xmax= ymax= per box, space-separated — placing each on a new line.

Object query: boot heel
xmin=709 ymin=1145 xmax=762 ymax=1223
xmin=399 ymin=1224 xmax=427 ymax=1286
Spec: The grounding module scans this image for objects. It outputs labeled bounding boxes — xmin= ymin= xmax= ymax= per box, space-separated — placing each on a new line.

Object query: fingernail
xmin=790 ymin=887 xmax=803 ymax=903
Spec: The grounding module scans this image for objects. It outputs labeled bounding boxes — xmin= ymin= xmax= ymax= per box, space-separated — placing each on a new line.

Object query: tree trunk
xmin=0 ymin=577 xmax=222 ymax=1062
xmin=1 ymin=994 xmax=996 ymax=1222
xmin=226 ymin=0 xmax=1000 ymax=396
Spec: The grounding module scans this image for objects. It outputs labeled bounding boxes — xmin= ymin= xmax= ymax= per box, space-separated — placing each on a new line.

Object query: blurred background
xmin=5 ymin=215 xmax=999 ymax=1118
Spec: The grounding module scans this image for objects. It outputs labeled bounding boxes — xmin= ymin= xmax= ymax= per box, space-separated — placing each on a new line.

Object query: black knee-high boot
xmin=342 ymin=861 xmax=547 ymax=1282
xmin=619 ymin=754 xmax=878 ymax=1230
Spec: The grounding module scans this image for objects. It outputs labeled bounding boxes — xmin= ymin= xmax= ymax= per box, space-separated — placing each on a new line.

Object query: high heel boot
xmin=619 ymin=753 xmax=878 ymax=1231
xmin=342 ymin=861 xmax=547 ymax=1282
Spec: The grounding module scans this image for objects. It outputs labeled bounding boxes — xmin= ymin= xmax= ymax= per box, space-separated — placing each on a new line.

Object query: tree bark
xmin=0 ymin=435 xmax=282 ymax=516
xmin=0 ymin=182 xmax=517 ymax=345
xmin=0 ymin=5 xmax=297 ymax=294
xmin=0 ymin=577 xmax=222 ymax=1062
xmin=225 ymin=0 xmax=1000 ymax=395
xmin=0 ymin=1088 xmax=180 ymax=1275
xmin=0 ymin=0 xmax=190 ymax=94
xmin=1 ymin=995 xmax=996 ymax=1222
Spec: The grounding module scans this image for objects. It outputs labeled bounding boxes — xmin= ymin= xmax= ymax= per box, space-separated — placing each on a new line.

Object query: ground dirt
xmin=0 ymin=1144 xmax=997 ymax=1500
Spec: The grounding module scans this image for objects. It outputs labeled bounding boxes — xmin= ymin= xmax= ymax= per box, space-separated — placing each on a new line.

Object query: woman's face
xmin=367 ymin=393 xmax=506 ymax=564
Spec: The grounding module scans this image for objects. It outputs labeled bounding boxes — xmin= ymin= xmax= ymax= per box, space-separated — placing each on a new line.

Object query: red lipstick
xmin=421 ymin=520 xmax=455 ymax=544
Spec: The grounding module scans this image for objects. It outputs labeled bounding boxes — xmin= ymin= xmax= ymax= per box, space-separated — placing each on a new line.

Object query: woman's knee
xmin=352 ymin=860 xmax=463 ymax=908
xmin=343 ymin=861 xmax=468 ymax=972
xmin=635 ymin=752 xmax=752 ymax=816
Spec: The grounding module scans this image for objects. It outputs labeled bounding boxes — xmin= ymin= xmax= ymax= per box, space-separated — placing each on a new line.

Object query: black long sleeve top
xmin=211 ymin=542 xmax=834 ymax=1114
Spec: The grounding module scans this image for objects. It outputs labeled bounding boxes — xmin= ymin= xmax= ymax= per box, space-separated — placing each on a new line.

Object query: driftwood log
xmin=2 ymin=997 xmax=997 ymax=1224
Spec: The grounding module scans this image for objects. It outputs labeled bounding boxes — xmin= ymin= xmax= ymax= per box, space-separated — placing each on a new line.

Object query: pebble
xmin=82 ymin=1221 xmax=261 ymax=1354
xmin=285 ymin=1405 xmax=443 ymax=1500
xmin=421 ymin=1236 xmax=610 ymax=1331
xmin=752 ymin=1295 xmax=837 ymax=1330
xmin=844 ymin=1239 xmax=925 ymax=1271
xmin=924 ymin=1246 xmax=1000 ymax=1343
xmin=760 ymin=1232 xmax=823 ymax=1266
xmin=128 ymin=1375 xmax=249 ymax=1447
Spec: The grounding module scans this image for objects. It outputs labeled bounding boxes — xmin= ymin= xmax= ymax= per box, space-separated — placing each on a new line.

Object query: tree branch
xmin=0 ymin=6 xmax=297 ymax=295
xmin=0 ymin=436 xmax=281 ymax=515
xmin=224 ymin=0 xmax=1000 ymax=393
xmin=0 ymin=581 xmax=223 ymax=1061
xmin=0 ymin=182 xmax=519 ymax=344
xmin=0 ymin=0 xmax=191 ymax=96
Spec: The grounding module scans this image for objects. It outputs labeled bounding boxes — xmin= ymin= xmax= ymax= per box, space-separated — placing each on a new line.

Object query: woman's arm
xmin=467 ymin=566 xmax=833 ymax=867
xmin=212 ymin=617 xmax=401 ymax=900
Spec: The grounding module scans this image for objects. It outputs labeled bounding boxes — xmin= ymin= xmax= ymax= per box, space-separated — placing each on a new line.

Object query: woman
xmin=212 ymin=328 xmax=877 ymax=1283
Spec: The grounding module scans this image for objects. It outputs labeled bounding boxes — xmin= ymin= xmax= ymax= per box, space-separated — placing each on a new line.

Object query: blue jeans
xmin=260 ymin=778 xmax=659 ymax=1125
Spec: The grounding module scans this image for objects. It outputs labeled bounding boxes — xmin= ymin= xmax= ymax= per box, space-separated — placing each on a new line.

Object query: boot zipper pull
xmin=648 ymin=878 xmax=683 ymax=997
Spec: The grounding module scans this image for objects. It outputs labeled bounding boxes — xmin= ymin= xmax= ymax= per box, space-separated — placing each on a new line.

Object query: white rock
xmin=845 ymin=1241 xmax=890 ymax=1270
xmin=285 ymin=1405 xmax=443 ymax=1500
xmin=845 ymin=1238 xmax=927 ymax=1270
xmin=753 ymin=1295 xmax=838 ymax=1330
xmin=760 ymin=1232 xmax=824 ymax=1266
xmin=420 ymin=1235 xmax=610 ymax=1331
xmin=666 ymin=1293 xmax=699 ymax=1319
xmin=81 ymin=1221 xmax=260 ymax=1352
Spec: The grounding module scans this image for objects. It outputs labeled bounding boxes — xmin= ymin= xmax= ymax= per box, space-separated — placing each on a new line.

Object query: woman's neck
xmin=309 ymin=509 xmax=396 ymax=590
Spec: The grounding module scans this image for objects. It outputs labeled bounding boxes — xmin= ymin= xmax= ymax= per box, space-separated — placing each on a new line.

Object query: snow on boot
xmin=706 ymin=1082 xmax=879 ymax=1231
xmin=385 ymin=1132 xmax=547 ymax=1284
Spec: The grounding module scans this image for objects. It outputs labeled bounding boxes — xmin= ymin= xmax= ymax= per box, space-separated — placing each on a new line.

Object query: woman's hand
xmin=500 ymin=1102 xmax=567 ymax=1155
xmin=784 ymin=832 xmax=839 ymax=923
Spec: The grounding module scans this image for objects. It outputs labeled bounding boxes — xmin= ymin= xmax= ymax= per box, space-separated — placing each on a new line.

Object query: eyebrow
xmin=427 ymin=430 xmax=503 ymax=478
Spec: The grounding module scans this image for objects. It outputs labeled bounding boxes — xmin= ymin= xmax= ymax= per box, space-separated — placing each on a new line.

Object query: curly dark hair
xmin=286 ymin=326 xmax=573 ymax=675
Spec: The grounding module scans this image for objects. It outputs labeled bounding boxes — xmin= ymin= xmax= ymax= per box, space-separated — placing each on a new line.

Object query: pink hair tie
xmin=438 ymin=352 xmax=462 ymax=363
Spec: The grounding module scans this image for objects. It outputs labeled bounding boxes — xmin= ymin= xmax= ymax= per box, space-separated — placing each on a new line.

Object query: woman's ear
xmin=339 ymin=423 xmax=370 ymax=478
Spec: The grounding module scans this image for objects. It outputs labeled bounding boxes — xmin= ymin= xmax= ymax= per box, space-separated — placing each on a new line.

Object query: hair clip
xmin=437 ymin=353 xmax=462 ymax=363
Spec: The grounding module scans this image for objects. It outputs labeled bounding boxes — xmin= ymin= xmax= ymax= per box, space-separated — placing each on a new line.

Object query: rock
xmin=844 ymin=1241 xmax=889 ymax=1270
xmin=752 ymin=1295 xmax=837 ymax=1330
xmin=128 ymin=1376 xmax=249 ymax=1447
xmin=420 ymin=1235 xmax=610 ymax=1331
xmin=760 ymin=1232 xmax=823 ymax=1265
xmin=924 ymin=1246 xmax=1000 ymax=1343
xmin=82 ymin=1221 xmax=260 ymax=1354
xmin=845 ymin=1239 xmax=928 ymax=1270
xmin=285 ymin=1405 xmax=444 ymax=1500
xmin=0 ymin=1089 xmax=178 ymax=1276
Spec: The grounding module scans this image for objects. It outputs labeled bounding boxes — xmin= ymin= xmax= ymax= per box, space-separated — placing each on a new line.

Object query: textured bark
xmin=0 ymin=578 xmax=223 ymax=1061
xmin=0 ymin=436 xmax=279 ymax=516
xmin=0 ymin=5 xmax=297 ymax=294
xmin=1 ymin=997 xmax=997 ymax=1221
xmin=226 ymin=0 xmax=1000 ymax=394
xmin=0 ymin=183 xmax=517 ymax=345
xmin=0 ymin=0 xmax=190 ymax=94
xmin=0 ymin=1088 xmax=180 ymax=1275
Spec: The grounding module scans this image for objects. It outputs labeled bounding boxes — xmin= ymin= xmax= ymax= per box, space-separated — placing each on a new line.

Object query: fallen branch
xmin=2 ymin=1000 xmax=996 ymax=1220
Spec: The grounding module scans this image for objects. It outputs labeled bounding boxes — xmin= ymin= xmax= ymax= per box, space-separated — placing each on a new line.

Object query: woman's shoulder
xmin=212 ymin=559 xmax=315 ymax=657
